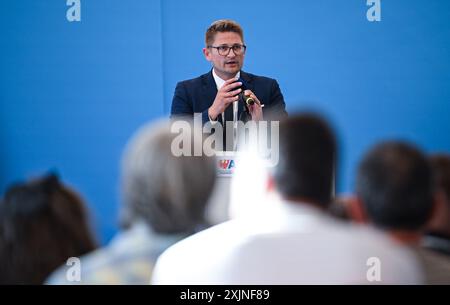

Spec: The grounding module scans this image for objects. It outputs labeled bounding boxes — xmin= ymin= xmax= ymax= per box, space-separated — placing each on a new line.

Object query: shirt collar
xmin=212 ymin=69 xmax=240 ymax=90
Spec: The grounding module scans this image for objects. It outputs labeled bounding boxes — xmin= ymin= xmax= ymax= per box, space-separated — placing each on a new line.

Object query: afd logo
xmin=218 ymin=159 xmax=236 ymax=170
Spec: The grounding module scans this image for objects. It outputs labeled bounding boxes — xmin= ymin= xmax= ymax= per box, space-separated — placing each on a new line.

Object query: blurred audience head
xmin=356 ymin=141 xmax=434 ymax=232
xmin=120 ymin=120 xmax=217 ymax=235
xmin=0 ymin=174 xmax=97 ymax=284
xmin=271 ymin=113 xmax=336 ymax=207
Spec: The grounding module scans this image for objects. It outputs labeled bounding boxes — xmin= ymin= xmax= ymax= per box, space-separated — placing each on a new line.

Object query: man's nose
xmin=227 ymin=49 xmax=237 ymax=58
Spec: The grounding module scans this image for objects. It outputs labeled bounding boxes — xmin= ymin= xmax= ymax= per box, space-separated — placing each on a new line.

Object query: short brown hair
xmin=205 ymin=19 xmax=244 ymax=46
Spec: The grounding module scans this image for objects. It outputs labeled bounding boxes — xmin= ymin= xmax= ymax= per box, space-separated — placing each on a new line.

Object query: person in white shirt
xmin=152 ymin=114 xmax=423 ymax=284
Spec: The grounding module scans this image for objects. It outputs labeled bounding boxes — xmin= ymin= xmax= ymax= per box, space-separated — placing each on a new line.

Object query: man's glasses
xmin=207 ymin=44 xmax=247 ymax=56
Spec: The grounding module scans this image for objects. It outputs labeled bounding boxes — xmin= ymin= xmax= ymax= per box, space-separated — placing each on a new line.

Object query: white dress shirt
xmin=152 ymin=200 xmax=424 ymax=284
xmin=209 ymin=70 xmax=241 ymax=150
xmin=210 ymin=69 xmax=240 ymax=126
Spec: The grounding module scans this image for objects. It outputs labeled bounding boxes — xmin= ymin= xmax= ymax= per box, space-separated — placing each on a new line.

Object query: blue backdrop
xmin=1 ymin=0 xmax=449 ymax=244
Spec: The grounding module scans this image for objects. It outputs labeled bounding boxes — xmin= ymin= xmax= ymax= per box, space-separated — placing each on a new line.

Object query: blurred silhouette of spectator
xmin=47 ymin=120 xmax=216 ymax=284
xmin=422 ymin=154 xmax=450 ymax=256
xmin=0 ymin=174 xmax=97 ymax=284
xmin=152 ymin=114 xmax=422 ymax=284
xmin=354 ymin=142 xmax=450 ymax=284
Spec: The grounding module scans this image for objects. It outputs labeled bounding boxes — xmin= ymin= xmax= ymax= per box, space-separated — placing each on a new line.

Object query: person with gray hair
xmin=47 ymin=119 xmax=216 ymax=284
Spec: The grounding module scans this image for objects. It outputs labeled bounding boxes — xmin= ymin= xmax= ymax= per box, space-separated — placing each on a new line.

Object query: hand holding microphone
xmin=208 ymin=78 xmax=242 ymax=121
xmin=237 ymin=78 xmax=263 ymax=121
xmin=237 ymin=78 xmax=259 ymax=107
xmin=208 ymin=77 xmax=263 ymax=121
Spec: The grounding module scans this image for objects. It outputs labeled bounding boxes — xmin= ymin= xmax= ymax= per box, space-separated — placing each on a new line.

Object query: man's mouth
xmin=225 ymin=61 xmax=238 ymax=65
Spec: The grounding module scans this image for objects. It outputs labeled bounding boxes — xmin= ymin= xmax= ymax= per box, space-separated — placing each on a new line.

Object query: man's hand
xmin=244 ymin=90 xmax=263 ymax=121
xmin=208 ymin=78 xmax=242 ymax=120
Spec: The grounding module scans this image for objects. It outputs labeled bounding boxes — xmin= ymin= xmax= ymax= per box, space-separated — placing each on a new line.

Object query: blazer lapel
xmin=201 ymin=70 xmax=221 ymax=122
xmin=201 ymin=70 xmax=254 ymax=123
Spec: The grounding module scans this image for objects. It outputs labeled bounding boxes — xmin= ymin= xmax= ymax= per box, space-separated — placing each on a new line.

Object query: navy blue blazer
xmin=170 ymin=70 xmax=288 ymax=124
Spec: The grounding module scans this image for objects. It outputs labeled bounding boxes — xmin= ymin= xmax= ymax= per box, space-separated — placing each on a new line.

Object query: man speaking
xmin=170 ymin=19 xmax=288 ymax=146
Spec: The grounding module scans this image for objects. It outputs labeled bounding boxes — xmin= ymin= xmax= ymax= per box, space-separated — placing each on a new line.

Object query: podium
xmin=204 ymin=151 xmax=271 ymax=225
xmin=205 ymin=156 xmax=236 ymax=225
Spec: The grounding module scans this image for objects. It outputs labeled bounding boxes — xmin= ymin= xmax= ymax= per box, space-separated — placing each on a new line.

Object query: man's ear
xmin=203 ymin=47 xmax=212 ymax=62
xmin=348 ymin=196 xmax=369 ymax=224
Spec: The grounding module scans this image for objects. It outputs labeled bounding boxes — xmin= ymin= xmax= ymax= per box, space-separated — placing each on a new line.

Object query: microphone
xmin=242 ymin=93 xmax=255 ymax=106
xmin=237 ymin=78 xmax=255 ymax=106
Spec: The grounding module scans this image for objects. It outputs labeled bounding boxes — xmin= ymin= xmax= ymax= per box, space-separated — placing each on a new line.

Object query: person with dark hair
xmin=423 ymin=154 xmax=450 ymax=256
xmin=171 ymin=19 xmax=287 ymax=150
xmin=152 ymin=114 xmax=421 ymax=284
xmin=271 ymin=114 xmax=336 ymax=205
xmin=354 ymin=142 xmax=450 ymax=284
xmin=0 ymin=174 xmax=97 ymax=284
xmin=47 ymin=120 xmax=217 ymax=284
